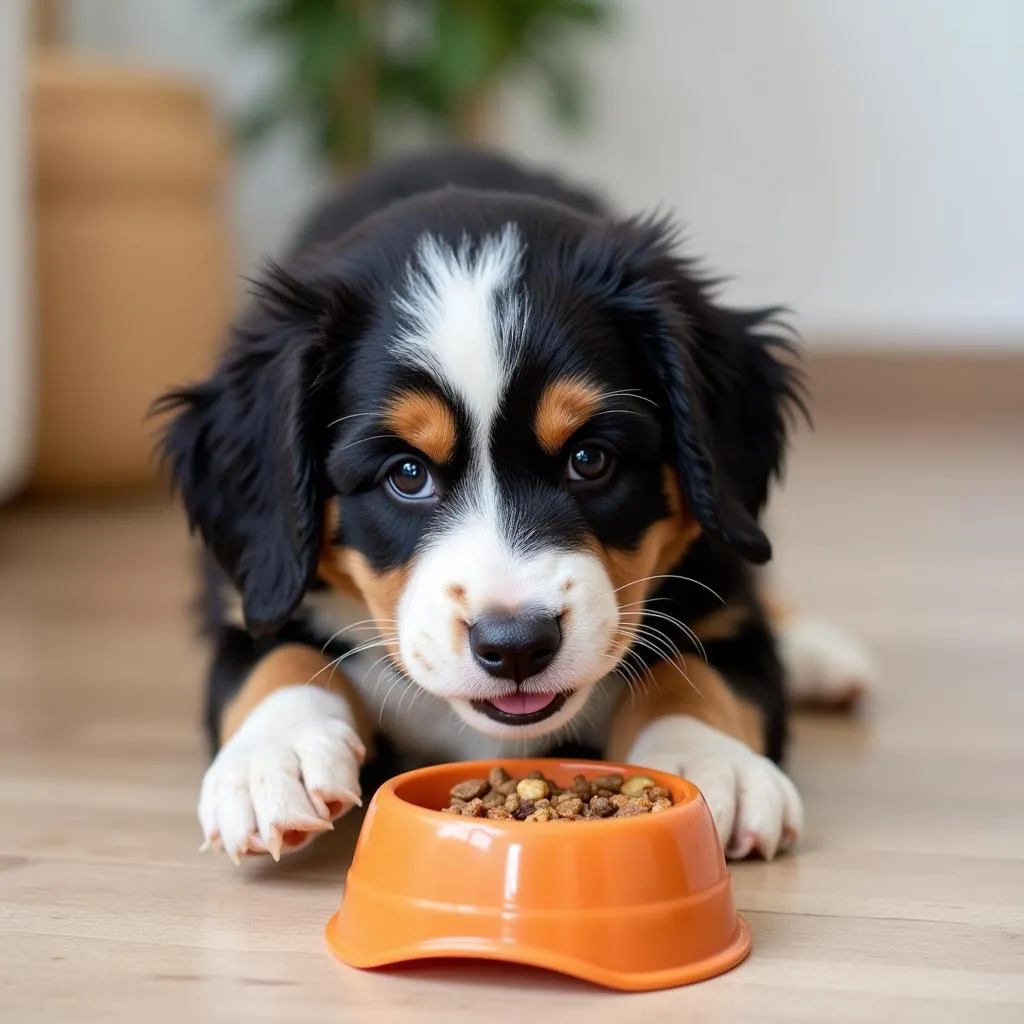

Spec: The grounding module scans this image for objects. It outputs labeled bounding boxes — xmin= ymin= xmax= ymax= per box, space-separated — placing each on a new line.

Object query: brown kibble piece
xmin=609 ymin=794 xmax=629 ymax=810
xmin=556 ymin=797 xmax=584 ymax=818
xmin=497 ymin=779 xmax=519 ymax=796
xmin=524 ymin=807 xmax=557 ymax=823
xmin=488 ymin=766 xmax=511 ymax=789
xmin=451 ymin=778 xmax=490 ymax=801
xmin=526 ymin=770 xmax=545 ymax=780
xmin=513 ymin=800 xmax=535 ymax=821
xmin=441 ymin=805 xmax=461 ymax=815
xmin=648 ymin=786 xmax=671 ymax=801
xmin=482 ymin=790 xmax=506 ymax=809
xmin=505 ymin=794 xmax=521 ymax=813
xmin=592 ymin=774 xmax=624 ymax=790
xmin=486 ymin=807 xmax=512 ymax=820
xmin=590 ymin=795 xmax=616 ymax=817
xmin=461 ymin=798 xmax=486 ymax=817
xmin=651 ymin=798 xmax=672 ymax=813
xmin=620 ymin=775 xmax=657 ymax=798
xmin=595 ymin=788 xmax=616 ymax=798
xmin=516 ymin=778 xmax=550 ymax=801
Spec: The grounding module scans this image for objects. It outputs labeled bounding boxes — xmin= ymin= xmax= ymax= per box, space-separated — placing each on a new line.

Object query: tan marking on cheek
xmin=561 ymin=580 xmax=574 ymax=594
xmin=219 ymin=644 xmax=374 ymax=755
xmin=597 ymin=468 xmax=702 ymax=613
xmin=317 ymin=546 xmax=410 ymax=669
xmin=691 ymin=605 xmax=752 ymax=642
xmin=384 ymin=390 xmax=457 ymax=465
xmin=534 ymin=377 xmax=604 ymax=456
xmin=605 ymin=658 xmax=765 ymax=762
xmin=446 ymin=583 xmax=467 ymax=609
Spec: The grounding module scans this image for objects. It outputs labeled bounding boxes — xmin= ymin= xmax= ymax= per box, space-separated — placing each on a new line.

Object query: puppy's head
xmin=157 ymin=191 xmax=800 ymax=740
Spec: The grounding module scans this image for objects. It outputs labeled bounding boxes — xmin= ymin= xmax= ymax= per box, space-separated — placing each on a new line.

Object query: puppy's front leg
xmin=200 ymin=645 xmax=371 ymax=863
xmin=607 ymin=659 xmax=803 ymax=860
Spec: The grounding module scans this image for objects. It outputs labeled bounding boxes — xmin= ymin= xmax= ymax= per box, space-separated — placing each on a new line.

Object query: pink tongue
xmin=489 ymin=692 xmax=558 ymax=716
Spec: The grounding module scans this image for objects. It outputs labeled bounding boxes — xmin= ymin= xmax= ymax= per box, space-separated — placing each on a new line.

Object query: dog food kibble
xmin=619 ymin=775 xmax=657 ymax=798
xmin=461 ymin=797 xmax=486 ymax=817
xmin=443 ymin=768 xmax=674 ymax=820
xmin=516 ymin=778 xmax=550 ymax=801
xmin=450 ymin=778 xmax=490 ymax=801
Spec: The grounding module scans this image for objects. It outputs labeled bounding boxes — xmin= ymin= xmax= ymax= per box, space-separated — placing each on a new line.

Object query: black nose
xmin=468 ymin=612 xmax=561 ymax=681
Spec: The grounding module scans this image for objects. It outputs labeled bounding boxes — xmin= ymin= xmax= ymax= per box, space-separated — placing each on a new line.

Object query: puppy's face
xmin=159 ymin=191 xmax=797 ymax=744
xmin=317 ymin=226 xmax=700 ymax=739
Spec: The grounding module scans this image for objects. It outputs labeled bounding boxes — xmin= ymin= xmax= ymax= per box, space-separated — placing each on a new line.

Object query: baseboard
xmin=803 ymin=350 xmax=1024 ymax=424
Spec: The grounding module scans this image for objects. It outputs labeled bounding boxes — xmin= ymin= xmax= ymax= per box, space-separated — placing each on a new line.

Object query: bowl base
xmin=325 ymin=911 xmax=751 ymax=993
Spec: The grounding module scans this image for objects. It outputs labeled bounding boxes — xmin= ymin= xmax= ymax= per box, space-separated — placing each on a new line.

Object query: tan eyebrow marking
xmin=534 ymin=377 xmax=605 ymax=456
xmin=383 ymin=390 xmax=458 ymax=465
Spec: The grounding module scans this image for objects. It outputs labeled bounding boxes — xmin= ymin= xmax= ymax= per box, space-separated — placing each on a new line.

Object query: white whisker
xmin=326 ymin=411 xmax=380 ymax=428
xmin=613 ymin=573 xmax=726 ymax=606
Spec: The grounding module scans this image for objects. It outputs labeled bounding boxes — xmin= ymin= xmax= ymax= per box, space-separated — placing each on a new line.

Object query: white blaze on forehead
xmin=392 ymin=224 xmax=525 ymax=464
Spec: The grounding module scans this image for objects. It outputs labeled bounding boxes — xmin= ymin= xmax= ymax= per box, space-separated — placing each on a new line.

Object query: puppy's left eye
xmin=567 ymin=443 xmax=615 ymax=486
xmin=386 ymin=457 xmax=437 ymax=502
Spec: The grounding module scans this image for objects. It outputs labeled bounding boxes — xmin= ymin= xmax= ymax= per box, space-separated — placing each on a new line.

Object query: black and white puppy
xmin=157 ymin=148 xmax=876 ymax=864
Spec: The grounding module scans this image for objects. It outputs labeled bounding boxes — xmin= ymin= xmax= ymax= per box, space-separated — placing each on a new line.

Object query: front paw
xmin=629 ymin=715 xmax=803 ymax=860
xmin=199 ymin=693 xmax=364 ymax=864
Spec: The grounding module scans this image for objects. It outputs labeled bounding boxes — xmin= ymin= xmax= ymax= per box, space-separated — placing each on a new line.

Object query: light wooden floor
xmin=2 ymin=415 xmax=1022 ymax=1023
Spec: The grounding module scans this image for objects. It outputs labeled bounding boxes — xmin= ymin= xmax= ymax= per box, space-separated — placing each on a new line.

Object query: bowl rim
xmin=379 ymin=757 xmax=703 ymax=830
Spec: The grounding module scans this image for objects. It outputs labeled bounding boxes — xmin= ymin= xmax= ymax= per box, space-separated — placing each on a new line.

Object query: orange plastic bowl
xmin=325 ymin=759 xmax=750 ymax=991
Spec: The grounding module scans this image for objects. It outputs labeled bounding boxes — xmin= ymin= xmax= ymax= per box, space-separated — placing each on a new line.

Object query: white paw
xmin=198 ymin=686 xmax=365 ymax=864
xmin=628 ymin=714 xmax=803 ymax=860
xmin=778 ymin=614 xmax=879 ymax=709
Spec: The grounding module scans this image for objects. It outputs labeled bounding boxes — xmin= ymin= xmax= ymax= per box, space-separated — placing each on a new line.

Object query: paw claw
xmin=726 ymin=832 xmax=756 ymax=860
xmin=267 ymin=828 xmax=283 ymax=863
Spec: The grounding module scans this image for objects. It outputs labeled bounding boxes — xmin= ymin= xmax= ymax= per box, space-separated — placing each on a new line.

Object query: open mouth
xmin=471 ymin=691 xmax=568 ymax=726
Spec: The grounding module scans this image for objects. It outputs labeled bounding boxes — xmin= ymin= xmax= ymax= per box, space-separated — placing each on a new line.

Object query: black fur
xmin=154 ymin=147 xmax=802 ymax=763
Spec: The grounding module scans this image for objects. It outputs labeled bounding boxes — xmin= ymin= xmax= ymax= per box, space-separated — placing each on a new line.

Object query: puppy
xmin=156 ymin=148 xmax=875 ymax=864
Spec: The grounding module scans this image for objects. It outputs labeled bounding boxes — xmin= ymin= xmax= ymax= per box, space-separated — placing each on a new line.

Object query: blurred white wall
xmin=64 ymin=0 xmax=1024 ymax=351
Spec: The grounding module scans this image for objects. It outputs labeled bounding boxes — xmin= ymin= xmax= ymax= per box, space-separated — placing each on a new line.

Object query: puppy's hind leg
xmin=762 ymin=587 xmax=879 ymax=711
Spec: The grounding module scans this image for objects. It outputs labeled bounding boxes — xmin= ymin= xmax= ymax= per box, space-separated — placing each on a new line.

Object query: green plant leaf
xmin=431 ymin=4 xmax=502 ymax=96
xmin=525 ymin=45 xmax=588 ymax=126
xmin=228 ymin=0 xmax=613 ymax=165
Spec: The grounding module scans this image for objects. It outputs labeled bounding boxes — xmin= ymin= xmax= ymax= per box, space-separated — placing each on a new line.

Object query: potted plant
xmin=235 ymin=0 xmax=612 ymax=175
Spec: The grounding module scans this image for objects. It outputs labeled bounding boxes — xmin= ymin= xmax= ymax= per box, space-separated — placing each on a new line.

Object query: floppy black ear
xmin=153 ymin=263 xmax=358 ymax=635
xmin=575 ymin=217 xmax=805 ymax=564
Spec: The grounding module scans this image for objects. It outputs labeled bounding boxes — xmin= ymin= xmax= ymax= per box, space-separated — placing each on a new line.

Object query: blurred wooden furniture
xmin=27 ymin=52 xmax=232 ymax=494
xmin=0 ymin=1 xmax=30 ymax=502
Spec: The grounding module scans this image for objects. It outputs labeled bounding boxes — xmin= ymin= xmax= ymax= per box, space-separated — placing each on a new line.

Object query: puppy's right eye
xmin=385 ymin=456 xmax=437 ymax=502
